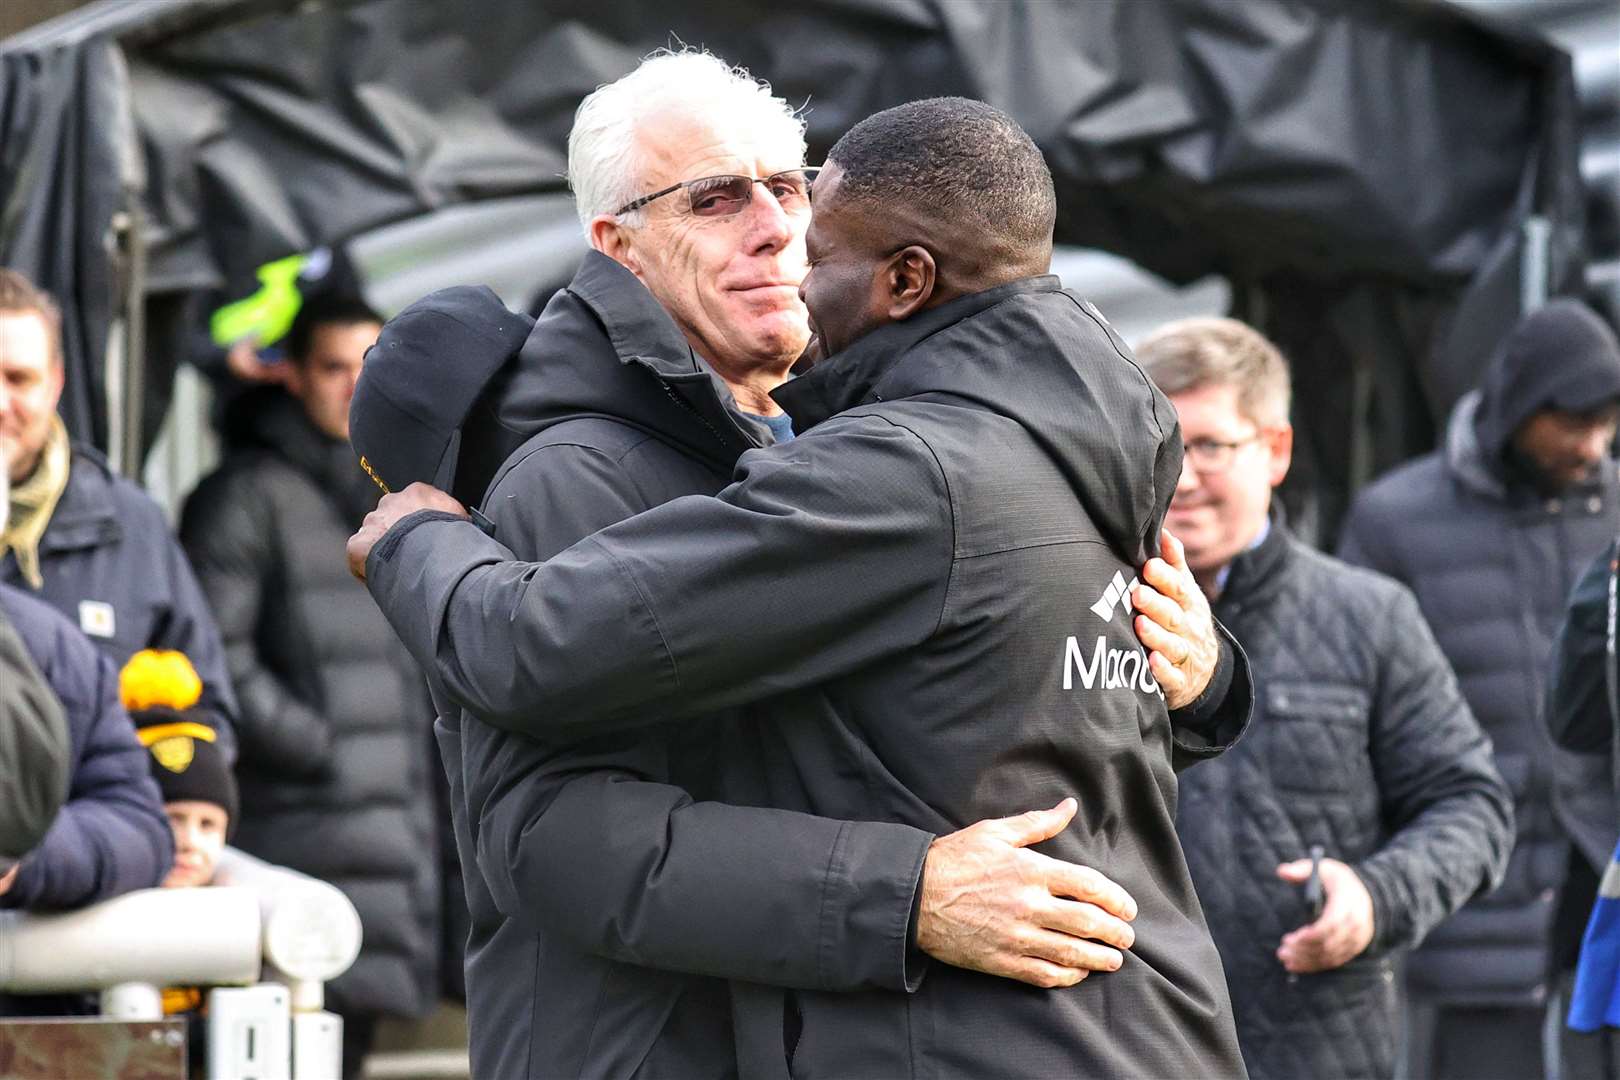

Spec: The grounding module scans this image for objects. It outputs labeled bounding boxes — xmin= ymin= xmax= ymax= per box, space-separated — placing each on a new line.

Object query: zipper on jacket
xmin=657 ymin=379 xmax=752 ymax=457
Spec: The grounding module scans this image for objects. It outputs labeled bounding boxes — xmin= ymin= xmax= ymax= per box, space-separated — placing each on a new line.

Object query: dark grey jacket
xmin=0 ymin=601 xmax=70 ymax=861
xmin=1545 ymin=538 xmax=1620 ymax=975
xmin=180 ymin=398 xmax=440 ymax=1020
xmin=1180 ymin=520 xmax=1512 ymax=1080
xmin=1 ymin=446 xmax=237 ymax=760
xmin=435 ymin=253 xmax=937 ymax=1079
xmin=370 ymin=275 xmax=1251 ymax=1079
xmin=0 ymin=583 xmax=171 ymax=911
xmin=1547 ymin=537 xmax=1620 ymax=870
xmin=1340 ymin=390 xmax=1620 ymax=1005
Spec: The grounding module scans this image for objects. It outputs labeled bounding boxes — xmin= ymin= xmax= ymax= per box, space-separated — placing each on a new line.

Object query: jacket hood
xmin=776 ymin=275 xmax=1179 ymax=567
xmin=458 ymin=251 xmax=767 ymax=501
xmin=1445 ymin=390 xmax=1508 ymax=499
xmin=1473 ymin=299 xmax=1620 ymax=467
xmin=1448 ymin=384 xmax=1617 ymax=503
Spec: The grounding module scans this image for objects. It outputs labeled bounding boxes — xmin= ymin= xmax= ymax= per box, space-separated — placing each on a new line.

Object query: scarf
xmin=1 ymin=416 xmax=70 ymax=590
xmin=1571 ymin=838 xmax=1620 ymax=1032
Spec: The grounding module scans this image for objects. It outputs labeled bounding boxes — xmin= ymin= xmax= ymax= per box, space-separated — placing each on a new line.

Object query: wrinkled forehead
xmin=633 ymin=104 xmax=804 ymax=189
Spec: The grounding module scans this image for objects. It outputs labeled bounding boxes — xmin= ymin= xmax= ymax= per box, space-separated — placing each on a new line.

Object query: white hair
xmin=567 ymin=49 xmax=807 ymax=231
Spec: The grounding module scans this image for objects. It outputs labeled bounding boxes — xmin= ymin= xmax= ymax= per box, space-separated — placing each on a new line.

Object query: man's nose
xmin=1175 ymin=457 xmax=1201 ymax=495
xmin=1580 ymin=425 xmax=1614 ymax=462
xmin=743 ymin=185 xmax=794 ymax=254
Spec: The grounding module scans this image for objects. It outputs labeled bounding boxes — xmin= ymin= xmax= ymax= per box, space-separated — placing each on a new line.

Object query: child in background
xmin=122 ymin=648 xmax=238 ymax=886
xmin=120 ymin=648 xmax=238 ymax=1033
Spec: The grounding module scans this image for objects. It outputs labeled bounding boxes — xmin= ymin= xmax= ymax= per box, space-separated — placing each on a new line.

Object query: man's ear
xmin=1266 ymin=423 xmax=1295 ymax=488
xmin=885 ymin=246 xmax=937 ymax=321
xmin=45 ymin=360 xmax=66 ymax=412
xmin=589 ymin=216 xmax=642 ymax=277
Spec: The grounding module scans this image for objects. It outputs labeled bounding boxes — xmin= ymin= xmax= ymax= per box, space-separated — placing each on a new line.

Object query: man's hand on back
xmin=347 ymin=482 xmax=469 ymax=581
xmin=916 ymin=798 xmax=1138 ymax=988
xmin=1131 ymin=530 xmax=1218 ymax=710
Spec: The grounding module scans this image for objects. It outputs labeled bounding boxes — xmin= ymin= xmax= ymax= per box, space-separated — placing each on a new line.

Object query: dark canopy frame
xmin=0 ymin=0 xmax=1589 ymax=539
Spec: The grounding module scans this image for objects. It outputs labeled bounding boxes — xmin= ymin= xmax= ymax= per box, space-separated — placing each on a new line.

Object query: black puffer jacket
xmin=1341 ymin=389 xmax=1620 ymax=1005
xmin=1180 ymin=520 xmax=1512 ymax=1079
xmin=180 ymin=397 xmax=439 ymax=1019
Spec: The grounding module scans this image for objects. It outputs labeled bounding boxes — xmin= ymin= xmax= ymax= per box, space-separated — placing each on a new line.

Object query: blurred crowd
xmin=0 ymin=49 xmax=1618 ymax=1080
xmin=0 ymin=268 xmax=450 ymax=1077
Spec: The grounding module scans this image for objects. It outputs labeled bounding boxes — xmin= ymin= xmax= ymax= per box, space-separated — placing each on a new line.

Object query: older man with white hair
xmin=354 ymin=52 xmax=1247 ymax=1078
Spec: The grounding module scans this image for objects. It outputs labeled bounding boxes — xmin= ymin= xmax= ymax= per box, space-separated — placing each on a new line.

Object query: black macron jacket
xmin=370 ymin=273 xmax=1252 ymax=1078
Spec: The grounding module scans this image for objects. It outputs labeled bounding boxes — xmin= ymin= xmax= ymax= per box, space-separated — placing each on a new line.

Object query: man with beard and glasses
xmin=1341 ymin=299 xmax=1620 ymax=1079
xmin=349 ymin=94 xmax=1250 ymax=1079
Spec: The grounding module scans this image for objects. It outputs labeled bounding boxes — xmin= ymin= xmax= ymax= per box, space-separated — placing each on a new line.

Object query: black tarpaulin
xmin=0 ymin=0 xmax=1589 ymax=535
xmin=0 ymin=14 xmax=131 ymax=452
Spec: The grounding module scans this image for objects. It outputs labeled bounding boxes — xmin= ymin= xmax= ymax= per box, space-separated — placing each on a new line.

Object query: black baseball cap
xmin=349 ymin=285 xmax=534 ymax=499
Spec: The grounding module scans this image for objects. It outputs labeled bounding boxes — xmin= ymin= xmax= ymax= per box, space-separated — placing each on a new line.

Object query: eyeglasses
xmin=1184 ymin=434 xmax=1265 ymax=474
xmin=615 ymin=168 xmax=822 ymax=219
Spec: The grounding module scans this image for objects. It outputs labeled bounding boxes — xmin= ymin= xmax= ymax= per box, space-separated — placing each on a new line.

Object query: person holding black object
xmin=351 ymin=95 xmax=1252 ymax=1078
xmin=1138 ymin=316 xmax=1512 ymax=1080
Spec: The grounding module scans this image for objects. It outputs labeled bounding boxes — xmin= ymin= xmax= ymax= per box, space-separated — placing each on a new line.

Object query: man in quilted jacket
xmin=1139 ymin=316 xmax=1514 ymax=1080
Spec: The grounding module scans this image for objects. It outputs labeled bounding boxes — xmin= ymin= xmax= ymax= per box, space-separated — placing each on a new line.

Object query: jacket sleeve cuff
xmin=1170 ymin=621 xmax=1254 ymax=770
xmin=1170 ymin=630 xmax=1235 ymax=735
xmin=905 ymin=865 xmax=930 ymax=992
xmin=1349 ymin=856 xmax=1406 ymax=956
xmin=364 ymin=510 xmax=511 ymax=678
xmin=826 ymin=821 xmax=933 ymax=993
xmin=368 ymin=509 xmax=472 ymax=572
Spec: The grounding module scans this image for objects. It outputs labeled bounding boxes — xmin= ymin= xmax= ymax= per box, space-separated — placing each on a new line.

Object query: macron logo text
xmin=1063 ymin=635 xmax=1162 ymax=697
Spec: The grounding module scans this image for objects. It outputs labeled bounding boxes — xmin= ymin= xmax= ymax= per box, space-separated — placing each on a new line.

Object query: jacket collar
xmin=559 ymin=252 xmax=765 ymax=460
xmin=38 ymin=446 xmax=122 ymax=554
xmin=1445 ymin=390 xmax=1509 ymax=500
xmin=567 ymin=251 xmax=707 ymax=382
xmin=774 ymin=275 xmax=1063 ymax=432
xmin=1212 ymin=506 xmax=1293 ymax=615
xmin=245 ymin=395 xmax=380 ymax=525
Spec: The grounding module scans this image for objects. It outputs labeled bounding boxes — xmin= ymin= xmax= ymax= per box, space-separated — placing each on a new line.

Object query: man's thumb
xmin=1001 ymin=798 xmax=1078 ymax=847
xmin=1276 ymin=860 xmax=1311 ymax=883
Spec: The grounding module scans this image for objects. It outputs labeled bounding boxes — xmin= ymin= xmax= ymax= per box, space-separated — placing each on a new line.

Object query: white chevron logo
xmin=1089 ymin=571 xmax=1138 ymax=623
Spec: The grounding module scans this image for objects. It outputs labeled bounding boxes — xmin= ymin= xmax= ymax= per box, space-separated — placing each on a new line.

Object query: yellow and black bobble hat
xmin=120 ymin=650 xmax=238 ymax=830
